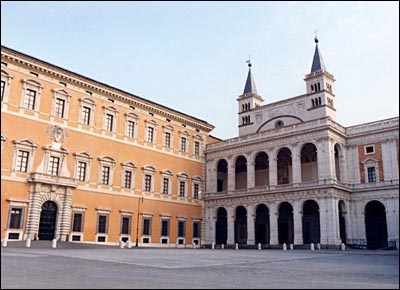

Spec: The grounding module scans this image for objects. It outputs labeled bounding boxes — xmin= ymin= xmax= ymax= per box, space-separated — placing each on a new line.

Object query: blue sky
xmin=1 ymin=1 xmax=398 ymax=139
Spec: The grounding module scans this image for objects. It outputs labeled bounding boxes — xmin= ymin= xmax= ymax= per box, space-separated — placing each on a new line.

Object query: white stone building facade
xmin=202 ymin=38 xmax=399 ymax=249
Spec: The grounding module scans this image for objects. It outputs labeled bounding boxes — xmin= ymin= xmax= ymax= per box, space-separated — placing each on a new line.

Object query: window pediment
xmin=13 ymin=139 xmax=38 ymax=148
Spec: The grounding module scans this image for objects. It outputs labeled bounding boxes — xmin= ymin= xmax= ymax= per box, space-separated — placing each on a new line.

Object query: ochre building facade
xmin=1 ymin=45 xmax=218 ymax=247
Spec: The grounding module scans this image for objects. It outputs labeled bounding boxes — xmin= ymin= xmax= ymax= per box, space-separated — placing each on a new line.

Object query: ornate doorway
xmin=38 ymin=201 xmax=58 ymax=240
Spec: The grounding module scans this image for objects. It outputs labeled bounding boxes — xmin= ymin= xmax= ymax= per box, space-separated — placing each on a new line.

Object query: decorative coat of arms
xmin=47 ymin=125 xmax=67 ymax=143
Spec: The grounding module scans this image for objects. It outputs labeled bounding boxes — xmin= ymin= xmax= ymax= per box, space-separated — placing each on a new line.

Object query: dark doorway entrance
xmin=255 ymin=204 xmax=270 ymax=245
xmin=38 ymin=201 xmax=57 ymax=240
xmin=302 ymin=200 xmax=320 ymax=244
xmin=235 ymin=206 xmax=247 ymax=245
xmin=338 ymin=200 xmax=347 ymax=243
xmin=278 ymin=202 xmax=294 ymax=244
xmin=215 ymin=207 xmax=227 ymax=245
xmin=365 ymin=201 xmax=388 ymax=249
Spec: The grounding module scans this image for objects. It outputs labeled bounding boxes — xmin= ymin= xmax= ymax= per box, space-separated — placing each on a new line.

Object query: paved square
xmin=1 ymin=243 xmax=398 ymax=289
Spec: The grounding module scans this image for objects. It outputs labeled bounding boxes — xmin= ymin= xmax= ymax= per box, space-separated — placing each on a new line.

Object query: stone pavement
xmin=1 ymin=241 xmax=399 ymax=289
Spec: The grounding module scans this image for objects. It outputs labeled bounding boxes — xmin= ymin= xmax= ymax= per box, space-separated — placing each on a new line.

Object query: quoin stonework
xmin=202 ymin=37 xmax=399 ymax=250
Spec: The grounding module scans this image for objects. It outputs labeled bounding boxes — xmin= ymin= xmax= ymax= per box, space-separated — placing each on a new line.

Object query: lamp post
xmin=135 ymin=194 xmax=144 ymax=247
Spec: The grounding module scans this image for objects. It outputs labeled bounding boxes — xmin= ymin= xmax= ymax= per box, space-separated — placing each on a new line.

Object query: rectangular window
xmin=164 ymin=132 xmax=171 ymax=147
xmin=193 ymin=184 xmax=199 ymax=199
xmin=147 ymin=127 xmax=154 ymax=143
xmin=124 ymin=171 xmax=132 ymax=188
xmin=76 ymin=161 xmax=87 ymax=182
xmin=97 ymin=215 xmax=108 ymax=233
xmin=193 ymin=222 xmax=200 ymax=238
xmin=105 ymin=113 xmax=114 ymax=132
xmin=101 ymin=166 xmax=110 ymax=185
xmin=194 ymin=141 xmax=200 ymax=156
xmin=48 ymin=156 xmax=60 ymax=176
xmin=82 ymin=106 xmax=91 ymax=125
xmin=54 ymin=98 xmax=65 ymax=118
xmin=181 ymin=137 xmax=187 ymax=152
xmin=121 ymin=216 xmax=131 ymax=234
xmin=1 ymin=80 xmax=5 ymax=101
xmin=72 ymin=213 xmax=83 ymax=232
xmin=162 ymin=178 xmax=169 ymax=194
xmin=24 ymin=89 xmax=36 ymax=110
xmin=127 ymin=120 xmax=135 ymax=138
xmin=143 ymin=218 xmax=151 ymax=236
xmin=9 ymin=208 xmax=23 ymax=229
xmin=16 ymin=150 xmax=29 ymax=172
xmin=365 ymin=145 xmax=375 ymax=154
xmin=367 ymin=167 xmax=377 ymax=183
xmin=179 ymin=181 xmax=186 ymax=197
xmin=144 ymin=174 xmax=152 ymax=191
xmin=178 ymin=220 xmax=185 ymax=237
xmin=161 ymin=219 xmax=169 ymax=237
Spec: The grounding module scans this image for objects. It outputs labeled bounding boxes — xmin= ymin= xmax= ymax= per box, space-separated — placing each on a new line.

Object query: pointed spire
xmin=310 ymin=35 xmax=327 ymax=73
xmin=243 ymin=60 xmax=257 ymax=95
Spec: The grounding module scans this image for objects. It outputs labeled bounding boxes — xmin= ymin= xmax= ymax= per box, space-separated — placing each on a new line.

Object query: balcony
xmin=28 ymin=172 xmax=78 ymax=188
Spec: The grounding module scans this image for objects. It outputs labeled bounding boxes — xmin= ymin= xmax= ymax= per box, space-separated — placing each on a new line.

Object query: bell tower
xmin=237 ymin=60 xmax=264 ymax=130
xmin=304 ymin=35 xmax=336 ymax=120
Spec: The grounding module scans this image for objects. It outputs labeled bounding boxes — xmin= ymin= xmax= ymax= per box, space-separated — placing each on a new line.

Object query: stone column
xmin=227 ymin=160 xmax=236 ymax=192
xmin=269 ymin=157 xmax=278 ymax=187
xmin=206 ymin=161 xmax=217 ymax=193
xmin=320 ymin=197 xmax=342 ymax=246
xmin=247 ymin=205 xmax=255 ymax=245
xmin=202 ymin=206 xmax=214 ymax=245
xmin=317 ymin=138 xmax=336 ymax=185
xmin=227 ymin=206 xmax=235 ymax=245
xmin=293 ymin=200 xmax=303 ymax=245
xmin=59 ymin=188 xmax=73 ymax=241
xmin=385 ymin=198 xmax=399 ymax=243
xmin=247 ymin=161 xmax=255 ymax=189
xmin=381 ymin=139 xmax=399 ymax=182
xmin=269 ymin=202 xmax=279 ymax=245
xmin=291 ymin=145 xmax=301 ymax=185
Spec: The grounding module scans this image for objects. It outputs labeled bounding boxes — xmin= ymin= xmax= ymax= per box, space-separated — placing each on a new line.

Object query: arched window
xmin=235 ymin=156 xmax=247 ymax=189
xmin=217 ymin=159 xmax=228 ymax=192
xmin=301 ymin=143 xmax=318 ymax=182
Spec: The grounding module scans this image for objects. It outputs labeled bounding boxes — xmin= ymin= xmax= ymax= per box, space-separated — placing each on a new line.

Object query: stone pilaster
xmin=291 ymin=145 xmax=301 ymax=185
xmin=227 ymin=206 xmax=235 ymax=245
xmin=59 ymin=188 xmax=73 ymax=241
xmin=246 ymin=205 xmax=255 ymax=245
xmin=293 ymin=200 xmax=303 ymax=245
xmin=269 ymin=202 xmax=278 ymax=245
xmin=247 ymin=161 xmax=255 ymax=189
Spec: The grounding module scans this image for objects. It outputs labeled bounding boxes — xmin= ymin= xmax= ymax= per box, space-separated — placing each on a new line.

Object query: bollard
xmin=26 ymin=237 xmax=31 ymax=248
xmin=193 ymin=242 xmax=196 ymax=249
xmin=2 ymin=237 xmax=7 ymax=247
xmin=340 ymin=243 xmax=346 ymax=251
xmin=317 ymin=243 xmax=321 ymax=250
xmin=126 ymin=240 xmax=133 ymax=249
xmin=212 ymin=242 xmax=215 ymax=250
xmin=283 ymin=243 xmax=287 ymax=251
xmin=290 ymin=243 xmax=294 ymax=250
xmin=221 ymin=244 xmax=224 ymax=250
xmin=235 ymin=243 xmax=239 ymax=250
xmin=258 ymin=243 xmax=261 ymax=251
xmin=310 ymin=243 xmax=314 ymax=251
xmin=119 ymin=240 xmax=125 ymax=249
xmin=52 ymin=238 xmax=57 ymax=249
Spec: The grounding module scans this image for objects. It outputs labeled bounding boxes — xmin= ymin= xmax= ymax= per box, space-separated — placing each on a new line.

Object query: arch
xmin=278 ymin=202 xmax=294 ymax=244
xmin=334 ymin=144 xmax=341 ymax=181
xmin=217 ymin=159 xmax=228 ymax=192
xmin=365 ymin=200 xmax=388 ymax=249
xmin=38 ymin=201 xmax=58 ymax=241
xmin=277 ymin=147 xmax=292 ymax=185
xmin=235 ymin=206 xmax=247 ymax=245
xmin=317 ymin=83 xmax=321 ymax=91
xmin=255 ymin=152 xmax=269 ymax=187
xmin=302 ymin=200 xmax=320 ymax=244
xmin=255 ymin=204 xmax=270 ymax=245
xmin=338 ymin=200 xmax=347 ymax=243
xmin=235 ymin=156 xmax=247 ymax=190
xmin=301 ymin=143 xmax=318 ymax=182
xmin=256 ymin=115 xmax=304 ymax=133
xmin=215 ymin=207 xmax=227 ymax=245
